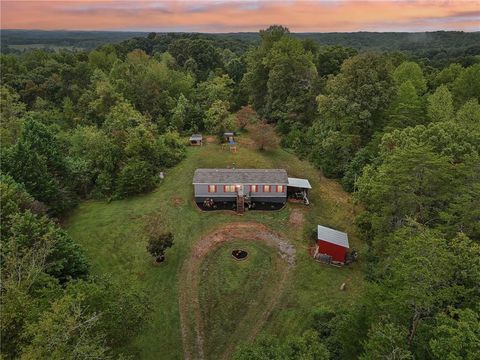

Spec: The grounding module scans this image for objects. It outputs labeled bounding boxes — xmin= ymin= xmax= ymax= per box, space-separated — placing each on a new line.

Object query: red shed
xmin=316 ymin=225 xmax=349 ymax=264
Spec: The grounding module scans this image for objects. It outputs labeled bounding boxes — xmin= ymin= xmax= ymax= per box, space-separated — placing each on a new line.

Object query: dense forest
xmin=1 ymin=26 xmax=480 ymax=359
xmin=4 ymin=29 xmax=480 ymax=67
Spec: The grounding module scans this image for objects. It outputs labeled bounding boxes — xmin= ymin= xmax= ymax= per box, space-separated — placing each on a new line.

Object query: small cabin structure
xmin=224 ymin=132 xmax=236 ymax=144
xmin=193 ymin=168 xmax=288 ymax=212
xmin=189 ymin=134 xmax=203 ymax=146
xmin=315 ymin=225 xmax=349 ymax=264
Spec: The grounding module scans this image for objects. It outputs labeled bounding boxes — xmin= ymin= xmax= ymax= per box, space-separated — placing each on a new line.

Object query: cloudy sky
xmin=2 ymin=1 xmax=479 ymax=32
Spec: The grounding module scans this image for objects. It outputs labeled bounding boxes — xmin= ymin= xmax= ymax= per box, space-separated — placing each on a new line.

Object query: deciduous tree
xmin=387 ymin=81 xmax=425 ymax=129
xmin=235 ymin=105 xmax=258 ymax=130
xmin=204 ymin=100 xmax=232 ymax=134
xmin=427 ymin=85 xmax=454 ymax=123
xmin=430 ymin=308 xmax=480 ymax=360
xmin=360 ymin=321 xmax=413 ymax=360
xmin=146 ymin=232 xmax=174 ymax=263
xmin=247 ymin=121 xmax=279 ymax=151
xmin=0 ymin=86 xmax=25 ymax=146
xmin=393 ymin=61 xmax=427 ymax=94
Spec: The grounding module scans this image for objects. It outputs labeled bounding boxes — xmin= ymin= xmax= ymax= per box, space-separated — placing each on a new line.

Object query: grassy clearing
xmin=65 ymin=137 xmax=365 ymax=359
xmin=199 ymin=241 xmax=282 ymax=360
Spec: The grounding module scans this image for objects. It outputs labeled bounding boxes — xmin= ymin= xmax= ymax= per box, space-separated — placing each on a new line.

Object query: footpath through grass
xmin=65 ymin=137 xmax=366 ymax=359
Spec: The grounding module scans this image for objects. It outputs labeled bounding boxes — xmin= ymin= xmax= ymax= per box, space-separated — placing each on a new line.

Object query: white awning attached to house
xmin=287 ymin=177 xmax=312 ymax=189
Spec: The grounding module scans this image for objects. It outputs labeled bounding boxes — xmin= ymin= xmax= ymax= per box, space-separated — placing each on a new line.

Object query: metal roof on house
xmin=288 ymin=177 xmax=312 ymax=189
xmin=317 ymin=225 xmax=349 ymax=248
xmin=193 ymin=169 xmax=288 ymax=184
xmin=189 ymin=134 xmax=203 ymax=141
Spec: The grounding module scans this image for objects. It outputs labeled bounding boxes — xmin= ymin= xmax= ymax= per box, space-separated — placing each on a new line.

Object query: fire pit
xmin=231 ymin=249 xmax=248 ymax=261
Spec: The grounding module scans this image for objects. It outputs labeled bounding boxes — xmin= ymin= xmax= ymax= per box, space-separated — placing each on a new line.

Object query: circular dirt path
xmin=178 ymin=222 xmax=296 ymax=360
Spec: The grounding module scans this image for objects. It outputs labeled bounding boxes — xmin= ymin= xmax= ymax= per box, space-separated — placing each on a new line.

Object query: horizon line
xmin=3 ymin=28 xmax=479 ymax=34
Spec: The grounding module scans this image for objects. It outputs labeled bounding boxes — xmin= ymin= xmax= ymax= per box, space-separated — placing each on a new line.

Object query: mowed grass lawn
xmin=65 ymin=135 xmax=366 ymax=359
xmin=199 ymin=241 xmax=284 ymax=360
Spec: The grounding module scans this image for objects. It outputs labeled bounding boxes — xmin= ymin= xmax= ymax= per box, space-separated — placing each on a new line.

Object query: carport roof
xmin=288 ymin=177 xmax=312 ymax=189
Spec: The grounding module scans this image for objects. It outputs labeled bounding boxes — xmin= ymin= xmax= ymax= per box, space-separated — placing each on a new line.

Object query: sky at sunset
xmin=1 ymin=1 xmax=479 ymax=33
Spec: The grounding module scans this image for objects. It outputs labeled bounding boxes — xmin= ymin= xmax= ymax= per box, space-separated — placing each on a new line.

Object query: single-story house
xmin=193 ymin=168 xmax=288 ymax=211
xmin=189 ymin=134 xmax=203 ymax=146
xmin=315 ymin=225 xmax=349 ymax=264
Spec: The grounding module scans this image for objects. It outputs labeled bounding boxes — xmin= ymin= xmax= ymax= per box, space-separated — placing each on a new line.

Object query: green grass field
xmin=199 ymin=241 xmax=283 ymax=359
xmin=65 ymin=136 xmax=366 ymax=359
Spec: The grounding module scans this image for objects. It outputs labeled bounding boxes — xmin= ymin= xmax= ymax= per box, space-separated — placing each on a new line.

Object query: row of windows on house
xmin=207 ymin=185 xmax=285 ymax=193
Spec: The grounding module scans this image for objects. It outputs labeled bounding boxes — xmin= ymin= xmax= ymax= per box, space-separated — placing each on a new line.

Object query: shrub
xmin=157 ymin=131 xmax=187 ymax=168
xmin=146 ymin=232 xmax=174 ymax=262
xmin=116 ymin=160 xmax=157 ymax=197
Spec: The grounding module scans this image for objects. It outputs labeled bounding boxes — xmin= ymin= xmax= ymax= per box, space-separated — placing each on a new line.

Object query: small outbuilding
xmin=315 ymin=225 xmax=349 ymax=264
xmin=189 ymin=134 xmax=203 ymax=146
xmin=224 ymin=132 xmax=236 ymax=144
xmin=287 ymin=177 xmax=311 ymax=204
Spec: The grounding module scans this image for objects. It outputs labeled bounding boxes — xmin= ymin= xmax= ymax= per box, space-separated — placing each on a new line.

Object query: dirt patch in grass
xmin=289 ymin=208 xmax=305 ymax=229
xmin=178 ymin=222 xmax=296 ymax=360
xmin=171 ymin=196 xmax=184 ymax=207
xmin=190 ymin=222 xmax=295 ymax=265
xmin=205 ymin=136 xmax=217 ymax=144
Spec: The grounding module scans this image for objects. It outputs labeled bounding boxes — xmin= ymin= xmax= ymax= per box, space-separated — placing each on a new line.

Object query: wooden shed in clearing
xmin=316 ymin=225 xmax=349 ymax=264
xmin=224 ymin=132 xmax=236 ymax=144
xmin=189 ymin=134 xmax=203 ymax=146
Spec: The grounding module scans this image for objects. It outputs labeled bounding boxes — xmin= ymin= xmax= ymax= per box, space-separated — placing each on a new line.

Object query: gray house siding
xmin=193 ymin=169 xmax=288 ymax=207
xmin=194 ymin=183 xmax=286 ymax=203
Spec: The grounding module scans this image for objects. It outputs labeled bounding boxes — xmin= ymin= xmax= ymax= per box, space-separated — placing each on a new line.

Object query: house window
xmin=276 ymin=185 xmax=285 ymax=192
xmin=250 ymin=185 xmax=258 ymax=192
xmin=224 ymin=185 xmax=236 ymax=192
xmin=208 ymin=185 xmax=217 ymax=193
xmin=263 ymin=185 xmax=271 ymax=192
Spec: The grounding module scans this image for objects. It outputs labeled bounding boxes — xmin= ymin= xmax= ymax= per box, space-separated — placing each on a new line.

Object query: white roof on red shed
xmin=317 ymin=225 xmax=349 ymax=248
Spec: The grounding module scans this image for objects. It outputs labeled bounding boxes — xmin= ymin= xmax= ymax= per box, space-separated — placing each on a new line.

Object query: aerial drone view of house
xmin=4 ymin=0 xmax=477 ymax=355
xmin=192 ymin=168 xmax=312 ymax=212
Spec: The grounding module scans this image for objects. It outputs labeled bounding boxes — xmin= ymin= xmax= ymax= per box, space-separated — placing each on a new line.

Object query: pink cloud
xmin=1 ymin=1 xmax=479 ymax=32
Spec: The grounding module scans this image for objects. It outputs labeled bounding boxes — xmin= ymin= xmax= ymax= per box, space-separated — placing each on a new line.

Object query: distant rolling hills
xmin=2 ymin=29 xmax=479 ymax=62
